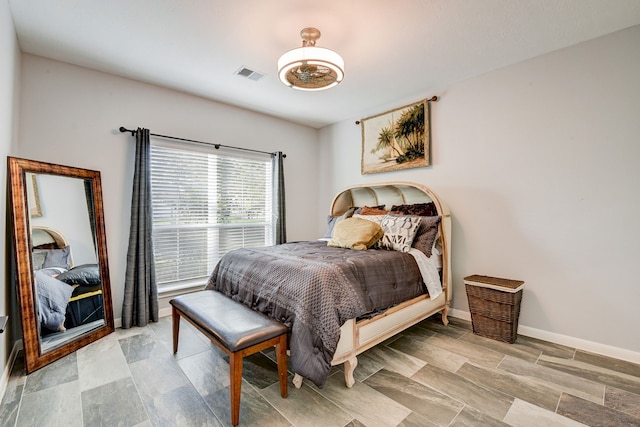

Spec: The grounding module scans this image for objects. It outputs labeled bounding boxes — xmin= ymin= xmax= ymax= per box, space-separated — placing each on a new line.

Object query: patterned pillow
xmin=379 ymin=215 xmax=422 ymax=252
xmin=411 ymin=215 xmax=442 ymax=257
xmin=390 ymin=202 xmax=438 ymax=217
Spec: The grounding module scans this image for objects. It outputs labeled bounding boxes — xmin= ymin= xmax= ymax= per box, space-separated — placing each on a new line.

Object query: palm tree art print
xmin=360 ymin=99 xmax=431 ymax=174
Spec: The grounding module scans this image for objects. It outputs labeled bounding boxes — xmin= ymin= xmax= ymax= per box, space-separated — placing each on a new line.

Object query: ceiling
xmin=8 ymin=0 xmax=640 ymax=128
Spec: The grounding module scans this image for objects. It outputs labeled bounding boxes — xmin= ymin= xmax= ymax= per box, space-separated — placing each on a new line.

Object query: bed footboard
xmin=292 ymin=293 xmax=449 ymax=389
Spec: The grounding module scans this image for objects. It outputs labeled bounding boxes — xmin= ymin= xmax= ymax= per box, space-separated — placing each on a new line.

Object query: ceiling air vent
xmin=234 ymin=66 xmax=265 ymax=81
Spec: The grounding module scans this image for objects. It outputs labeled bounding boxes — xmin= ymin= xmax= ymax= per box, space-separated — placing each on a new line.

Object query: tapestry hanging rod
xmin=354 ymin=95 xmax=438 ymax=125
xmin=119 ymin=127 xmax=285 ymax=158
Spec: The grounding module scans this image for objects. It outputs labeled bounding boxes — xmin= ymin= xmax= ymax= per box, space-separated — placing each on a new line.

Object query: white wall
xmin=0 ymin=0 xmax=20 ymax=393
xmin=319 ymin=26 xmax=640 ymax=361
xmin=17 ymin=55 xmax=319 ymax=322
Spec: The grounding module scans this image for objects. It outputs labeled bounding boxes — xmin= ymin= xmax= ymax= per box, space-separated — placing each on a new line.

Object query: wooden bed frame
xmin=292 ymin=181 xmax=452 ymax=388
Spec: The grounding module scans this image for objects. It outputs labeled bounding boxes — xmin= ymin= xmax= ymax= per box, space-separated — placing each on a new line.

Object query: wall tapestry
xmin=361 ymin=99 xmax=430 ymax=175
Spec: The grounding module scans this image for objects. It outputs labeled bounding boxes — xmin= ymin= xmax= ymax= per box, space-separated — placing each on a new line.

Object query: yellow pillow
xmin=327 ymin=217 xmax=384 ymax=250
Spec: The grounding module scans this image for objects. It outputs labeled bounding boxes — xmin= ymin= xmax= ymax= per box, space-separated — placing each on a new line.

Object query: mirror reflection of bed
xmin=32 ymin=226 xmax=105 ymax=352
xmin=27 ymin=170 xmax=107 ymax=353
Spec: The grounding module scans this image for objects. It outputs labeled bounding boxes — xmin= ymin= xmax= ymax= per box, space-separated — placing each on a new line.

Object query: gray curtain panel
xmin=122 ymin=128 xmax=158 ymax=328
xmin=84 ymin=180 xmax=97 ymax=254
xmin=273 ymin=151 xmax=286 ymax=244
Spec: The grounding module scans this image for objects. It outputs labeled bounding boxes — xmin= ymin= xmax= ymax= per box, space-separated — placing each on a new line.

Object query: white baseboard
xmin=450 ymin=308 xmax=472 ymax=322
xmin=0 ymin=340 xmax=22 ymax=403
xmin=450 ymin=308 xmax=640 ymax=364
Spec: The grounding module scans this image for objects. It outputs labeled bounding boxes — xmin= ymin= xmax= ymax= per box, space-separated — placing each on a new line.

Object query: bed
xmin=206 ymin=181 xmax=451 ymax=388
xmin=31 ymin=226 xmax=104 ymax=334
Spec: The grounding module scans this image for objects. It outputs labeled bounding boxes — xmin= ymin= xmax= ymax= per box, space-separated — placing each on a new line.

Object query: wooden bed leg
xmin=344 ymin=357 xmax=358 ymax=388
xmin=441 ymin=304 xmax=450 ymax=326
xmin=292 ymin=373 xmax=303 ymax=389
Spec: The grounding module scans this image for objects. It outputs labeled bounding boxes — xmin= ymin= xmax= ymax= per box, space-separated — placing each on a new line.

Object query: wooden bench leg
xmin=276 ymin=334 xmax=288 ymax=398
xmin=172 ymin=306 xmax=180 ymax=353
xmin=229 ymin=353 xmax=243 ymax=426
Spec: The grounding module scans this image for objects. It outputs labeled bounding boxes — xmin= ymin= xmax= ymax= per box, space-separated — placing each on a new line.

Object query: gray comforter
xmin=205 ymin=240 xmax=425 ymax=387
xmin=35 ymin=269 xmax=74 ymax=332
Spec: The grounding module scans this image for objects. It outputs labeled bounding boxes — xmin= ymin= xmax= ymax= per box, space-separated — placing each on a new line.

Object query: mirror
xmin=8 ymin=157 xmax=114 ymax=373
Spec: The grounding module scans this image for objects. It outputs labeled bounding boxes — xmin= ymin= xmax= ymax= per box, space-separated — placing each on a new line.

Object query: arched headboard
xmin=330 ymin=181 xmax=452 ymax=303
xmin=31 ymin=226 xmax=69 ymax=249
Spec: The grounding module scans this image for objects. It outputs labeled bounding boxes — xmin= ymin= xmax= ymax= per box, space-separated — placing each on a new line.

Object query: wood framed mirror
xmin=8 ymin=157 xmax=114 ymax=373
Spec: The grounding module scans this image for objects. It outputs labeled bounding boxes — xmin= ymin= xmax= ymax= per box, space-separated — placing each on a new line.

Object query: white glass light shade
xmin=278 ymin=46 xmax=345 ymax=91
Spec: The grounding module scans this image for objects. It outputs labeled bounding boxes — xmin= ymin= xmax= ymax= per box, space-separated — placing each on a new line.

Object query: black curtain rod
xmin=119 ymin=127 xmax=285 ymax=158
xmin=354 ymin=95 xmax=438 ymax=125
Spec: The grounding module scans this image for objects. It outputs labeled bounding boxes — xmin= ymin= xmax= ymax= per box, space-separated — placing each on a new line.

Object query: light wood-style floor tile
xmin=355 ymin=344 xmax=426 ymax=382
xmin=459 ymin=331 xmax=541 ymax=363
xmin=397 ymin=411 xmax=439 ymax=427
xmin=450 ymin=405 xmax=510 ymax=427
xmin=574 ymin=350 xmax=640 ymax=378
xmin=456 ymin=362 xmax=561 ymax=411
xmin=418 ymin=317 xmax=470 ymax=339
xmin=515 ymin=335 xmax=576 ymax=359
xmin=316 ymin=372 xmax=412 ymax=427
xmin=412 ymin=363 xmax=514 ymax=420
xmin=364 ymin=368 xmax=463 ymax=427
xmin=388 ymin=336 xmax=468 ymax=372
xmin=503 ymin=398 xmax=588 ymax=427
xmin=426 ymin=334 xmax=505 ymax=368
xmin=260 ymin=379 xmax=354 ymax=427
xmin=393 ymin=322 xmax=436 ymax=343
xmin=537 ymin=354 xmax=640 ymax=395
xmin=604 ymin=385 xmax=640 ymax=418
xmin=498 ymin=355 xmax=605 ymax=403
xmin=556 ymin=393 xmax=640 ymax=426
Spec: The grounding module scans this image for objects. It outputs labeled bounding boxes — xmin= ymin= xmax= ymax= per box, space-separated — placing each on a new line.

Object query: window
xmin=150 ymin=140 xmax=273 ymax=292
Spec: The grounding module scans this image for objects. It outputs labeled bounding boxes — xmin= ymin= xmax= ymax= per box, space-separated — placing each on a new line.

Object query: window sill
xmin=157 ymin=281 xmax=207 ymax=299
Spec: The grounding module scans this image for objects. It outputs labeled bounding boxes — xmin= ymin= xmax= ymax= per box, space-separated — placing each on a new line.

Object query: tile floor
xmin=1 ymin=314 xmax=639 ymax=426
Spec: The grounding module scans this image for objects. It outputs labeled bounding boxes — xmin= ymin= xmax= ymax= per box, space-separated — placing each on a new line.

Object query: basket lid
xmin=464 ymin=275 xmax=524 ymax=293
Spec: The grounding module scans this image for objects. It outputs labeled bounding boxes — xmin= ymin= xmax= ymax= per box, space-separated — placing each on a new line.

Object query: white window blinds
xmin=150 ymin=141 xmax=273 ymax=290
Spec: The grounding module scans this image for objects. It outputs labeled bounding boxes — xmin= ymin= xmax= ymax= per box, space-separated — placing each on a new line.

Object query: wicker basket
xmin=464 ymin=275 xmax=524 ymax=343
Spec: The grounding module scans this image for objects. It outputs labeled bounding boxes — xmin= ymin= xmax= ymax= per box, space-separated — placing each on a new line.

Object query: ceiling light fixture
xmin=277 ymin=27 xmax=344 ymax=91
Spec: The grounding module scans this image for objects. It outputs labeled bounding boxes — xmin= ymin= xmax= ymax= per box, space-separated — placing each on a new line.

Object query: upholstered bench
xmin=170 ymin=290 xmax=288 ymax=426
